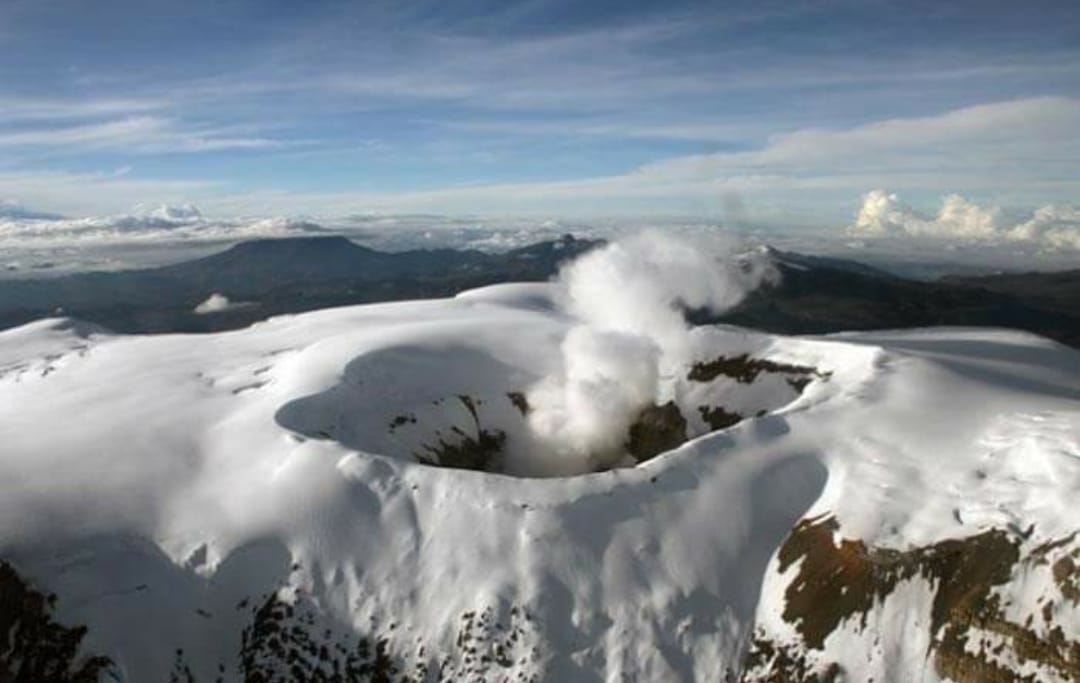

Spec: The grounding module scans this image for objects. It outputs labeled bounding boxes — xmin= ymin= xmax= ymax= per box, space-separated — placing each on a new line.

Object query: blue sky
xmin=1 ymin=0 xmax=1079 ymax=224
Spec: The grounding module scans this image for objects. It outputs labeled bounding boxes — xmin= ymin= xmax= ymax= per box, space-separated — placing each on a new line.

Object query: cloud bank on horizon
xmin=1 ymin=192 xmax=1079 ymax=282
xmin=850 ymin=191 xmax=1080 ymax=251
xmin=0 ymin=0 xmax=1077 ymax=238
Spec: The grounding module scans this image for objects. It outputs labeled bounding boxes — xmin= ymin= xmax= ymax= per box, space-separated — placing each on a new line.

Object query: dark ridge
xmin=193 ymin=235 xmax=367 ymax=261
xmin=2 ymin=236 xmax=1078 ymax=346
xmin=715 ymin=255 xmax=1080 ymax=348
xmin=0 ymin=235 xmax=600 ymax=334
xmin=766 ymin=247 xmax=901 ymax=280
xmin=154 ymin=236 xmax=497 ymax=296
xmin=944 ymin=268 xmax=1080 ymax=309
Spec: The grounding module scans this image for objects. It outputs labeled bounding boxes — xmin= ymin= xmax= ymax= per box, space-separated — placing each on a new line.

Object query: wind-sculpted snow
xmin=743 ymin=330 xmax=1080 ymax=682
xmin=0 ymin=283 xmax=1078 ymax=680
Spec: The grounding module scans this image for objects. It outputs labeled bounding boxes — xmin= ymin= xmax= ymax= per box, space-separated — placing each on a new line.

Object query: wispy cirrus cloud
xmin=636 ymin=97 xmax=1080 ymax=179
xmin=0 ymin=168 xmax=217 ymax=216
xmin=0 ymin=96 xmax=166 ymax=123
xmin=184 ymin=96 xmax=1080 ymax=221
xmin=433 ymin=118 xmax=768 ymax=143
xmin=0 ymin=116 xmax=287 ymax=154
xmin=3 ymin=96 xmax=1077 ymax=221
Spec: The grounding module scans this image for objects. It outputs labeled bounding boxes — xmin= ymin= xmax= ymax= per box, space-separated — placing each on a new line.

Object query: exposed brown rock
xmin=625 ymin=401 xmax=688 ymax=463
xmin=414 ymin=428 xmax=506 ymax=472
xmin=413 ymin=395 xmax=507 ymax=472
xmin=742 ymin=515 xmax=1080 ymax=682
xmin=741 ymin=629 xmax=843 ymax=683
xmin=1054 ymin=555 xmax=1080 ymax=604
xmin=688 ymin=354 xmax=820 ymax=385
xmin=698 ymin=405 xmax=743 ymax=431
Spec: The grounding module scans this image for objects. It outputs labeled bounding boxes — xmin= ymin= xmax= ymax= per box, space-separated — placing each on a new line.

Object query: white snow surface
xmin=0 ymin=284 xmax=1079 ymax=681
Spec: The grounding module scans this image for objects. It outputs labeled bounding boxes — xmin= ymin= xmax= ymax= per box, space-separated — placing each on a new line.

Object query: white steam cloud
xmin=525 ymin=231 xmax=776 ymax=474
xmin=849 ymin=190 xmax=1080 ymax=249
xmin=193 ymin=293 xmax=252 ymax=314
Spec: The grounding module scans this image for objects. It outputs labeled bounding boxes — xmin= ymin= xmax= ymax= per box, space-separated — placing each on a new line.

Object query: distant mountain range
xmin=0 ymin=235 xmax=1077 ymax=346
xmin=0 ymin=235 xmax=597 ymax=333
xmin=719 ymin=248 xmax=1080 ymax=347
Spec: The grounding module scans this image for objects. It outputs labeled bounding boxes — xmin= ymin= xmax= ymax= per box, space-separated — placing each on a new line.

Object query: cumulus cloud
xmin=1008 ymin=205 xmax=1080 ymax=250
xmin=850 ymin=190 xmax=905 ymax=237
xmin=849 ymin=190 xmax=1080 ymax=250
xmin=524 ymin=231 xmax=776 ymax=473
xmin=851 ymin=190 xmax=1001 ymax=240
xmin=930 ymin=195 xmax=1002 ymax=240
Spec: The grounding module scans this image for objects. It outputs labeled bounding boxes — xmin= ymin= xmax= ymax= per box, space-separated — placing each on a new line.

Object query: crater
xmin=276 ymin=344 xmax=827 ymax=478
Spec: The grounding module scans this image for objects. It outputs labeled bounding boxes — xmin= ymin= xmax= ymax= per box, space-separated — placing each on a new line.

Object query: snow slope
xmin=0 ymin=284 xmax=1078 ymax=681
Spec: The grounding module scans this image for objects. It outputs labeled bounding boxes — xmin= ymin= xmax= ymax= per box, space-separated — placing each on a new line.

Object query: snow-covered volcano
xmin=1 ymin=282 xmax=1079 ymax=680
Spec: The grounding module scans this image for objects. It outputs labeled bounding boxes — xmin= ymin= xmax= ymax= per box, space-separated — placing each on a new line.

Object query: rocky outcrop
xmin=0 ymin=561 xmax=114 ymax=683
xmin=741 ymin=515 xmax=1080 ymax=682
xmin=687 ymin=354 xmax=822 ymax=386
xmin=625 ymin=402 xmax=688 ymax=463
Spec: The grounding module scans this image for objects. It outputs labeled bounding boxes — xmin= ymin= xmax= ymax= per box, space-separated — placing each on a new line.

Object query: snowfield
xmin=1 ymin=282 xmax=1079 ymax=681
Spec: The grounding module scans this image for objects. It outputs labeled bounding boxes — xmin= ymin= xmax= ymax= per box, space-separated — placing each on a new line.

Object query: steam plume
xmin=525 ymin=231 xmax=776 ymax=474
